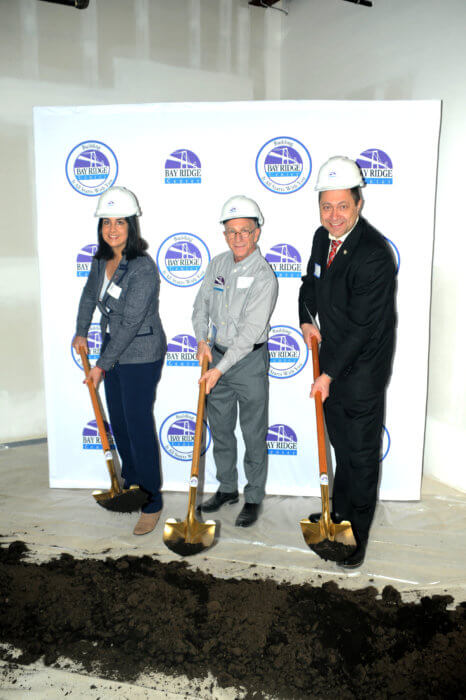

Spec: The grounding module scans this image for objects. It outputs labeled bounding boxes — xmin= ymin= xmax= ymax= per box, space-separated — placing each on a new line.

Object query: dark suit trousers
xmin=324 ymin=382 xmax=385 ymax=543
xmin=104 ymin=358 xmax=163 ymax=513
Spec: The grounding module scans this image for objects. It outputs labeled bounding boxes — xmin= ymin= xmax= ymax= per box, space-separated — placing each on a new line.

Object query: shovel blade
xmin=163 ymin=517 xmax=216 ymax=556
xmin=300 ymin=518 xmax=356 ymax=547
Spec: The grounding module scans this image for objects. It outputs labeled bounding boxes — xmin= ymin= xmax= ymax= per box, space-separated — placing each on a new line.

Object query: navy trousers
xmin=103 ymin=359 xmax=163 ymax=513
xmin=324 ymin=382 xmax=385 ymax=544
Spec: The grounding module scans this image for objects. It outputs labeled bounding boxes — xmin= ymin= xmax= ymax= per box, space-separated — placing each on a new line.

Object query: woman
xmin=73 ymin=186 xmax=166 ymax=536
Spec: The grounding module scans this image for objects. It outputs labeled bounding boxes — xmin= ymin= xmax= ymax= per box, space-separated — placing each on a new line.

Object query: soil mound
xmin=0 ymin=540 xmax=465 ymax=698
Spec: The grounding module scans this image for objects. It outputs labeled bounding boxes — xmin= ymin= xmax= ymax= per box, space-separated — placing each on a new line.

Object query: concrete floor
xmin=0 ymin=440 xmax=465 ymax=698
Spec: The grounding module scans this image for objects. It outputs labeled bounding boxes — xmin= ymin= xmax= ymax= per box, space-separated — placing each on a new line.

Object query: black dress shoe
xmin=196 ymin=490 xmax=239 ymax=513
xmin=235 ymin=502 xmax=259 ymax=527
xmin=308 ymin=512 xmax=343 ymax=524
xmin=337 ymin=540 xmax=367 ymax=569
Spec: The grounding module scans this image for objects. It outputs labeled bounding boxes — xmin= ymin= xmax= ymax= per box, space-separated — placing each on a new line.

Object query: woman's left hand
xmin=84 ymin=366 xmax=104 ymax=389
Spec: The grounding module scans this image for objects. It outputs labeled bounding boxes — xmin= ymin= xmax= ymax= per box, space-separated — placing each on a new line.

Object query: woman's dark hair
xmin=94 ymin=215 xmax=148 ymax=260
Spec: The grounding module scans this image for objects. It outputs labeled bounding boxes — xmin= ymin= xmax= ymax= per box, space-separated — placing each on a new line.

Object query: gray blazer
xmin=76 ymin=254 xmax=167 ymax=372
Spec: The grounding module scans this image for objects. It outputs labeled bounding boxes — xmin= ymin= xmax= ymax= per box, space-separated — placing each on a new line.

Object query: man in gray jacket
xmin=193 ymin=195 xmax=278 ymax=527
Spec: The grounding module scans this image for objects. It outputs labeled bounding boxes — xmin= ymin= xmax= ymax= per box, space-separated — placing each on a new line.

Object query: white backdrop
xmin=33 ymin=100 xmax=440 ymax=500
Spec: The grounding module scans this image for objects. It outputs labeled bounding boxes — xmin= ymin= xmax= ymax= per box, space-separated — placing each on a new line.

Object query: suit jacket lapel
xmin=323 ymin=219 xmax=363 ymax=278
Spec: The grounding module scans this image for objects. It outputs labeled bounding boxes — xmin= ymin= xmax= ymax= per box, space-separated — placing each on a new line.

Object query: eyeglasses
xmin=224 ymin=228 xmax=256 ymax=239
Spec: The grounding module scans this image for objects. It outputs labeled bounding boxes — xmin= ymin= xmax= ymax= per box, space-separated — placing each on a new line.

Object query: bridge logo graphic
xmin=166 ymin=334 xmax=199 ymax=366
xmin=265 ymin=243 xmax=302 ymax=278
xmin=356 ymin=148 xmax=393 ymax=185
xmin=267 ymin=423 xmax=298 ymax=456
xmin=76 ymin=243 xmax=98 ymax=277
xmin=66 ymin=140 xmax=118 ymax=196
xmin=164 ymin=149 xmax=202 ymax=184
xmin=159 ymin=411 xmax=211 ymax=461
xmin=157 ymin=233 xmax=210 ymax=287
xmin=256 ymin=136 xmax=312 ymax=194
xmin=82 ymin=419 xmax=115 ymax=450
xmin=268 ymin=325 xmax=308 ymax=379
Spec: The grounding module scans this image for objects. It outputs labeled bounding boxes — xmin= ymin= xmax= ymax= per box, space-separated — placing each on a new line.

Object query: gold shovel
xmin=79 ymin=349 xmax=148 ymax=512
xmin=163 ymin=354 xmax=216 ymax=556
xmin=300 ymin=337 xmax=356 ymax=549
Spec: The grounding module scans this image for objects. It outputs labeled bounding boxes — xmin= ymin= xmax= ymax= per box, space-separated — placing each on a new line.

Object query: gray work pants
xmin=207 ymin=344 xmax=269 ymax=504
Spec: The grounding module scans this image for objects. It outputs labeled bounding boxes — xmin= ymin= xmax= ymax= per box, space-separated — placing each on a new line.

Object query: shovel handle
xmin=79 ymin=349 xmax=112 ymax=454
xmin=190 ymin=354 xmax=209 ymax=479
xmin=310 ymin=336 xmax=328 ymax=477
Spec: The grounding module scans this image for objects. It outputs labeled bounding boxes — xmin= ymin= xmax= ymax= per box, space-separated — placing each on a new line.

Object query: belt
xmin=213 ymin=342 xmax=265 ymax=356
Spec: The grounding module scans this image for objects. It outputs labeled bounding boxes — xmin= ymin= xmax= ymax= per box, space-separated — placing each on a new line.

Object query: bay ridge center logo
xmin=267 ymin=424 xmax=298 ymax=456
xmin=159 ymin=411 xmax=211 ymax=461
xmin=256 ymin=136 xmax=312 ymax=194
xmin=265 ymin=243 xmax=302 ymax=278
xmin=268 ymin=325 xmax=308 ymax=379
xmin=356 ymin=148 xmax=393 ymax=184
xmin=82 ymin=419 xmax=115 ymax=450
xmin=166 ymin=334 xmax=198 ymax=366
xmin=164 ymin=149 xmax=202 ymax=184
xmin=76 ymin=243 xmax=98 ymax=277
xmin=157 ymin=233 xmax=210 ymax=287
xmin=66 ymin=141 xmax=118 ymax=196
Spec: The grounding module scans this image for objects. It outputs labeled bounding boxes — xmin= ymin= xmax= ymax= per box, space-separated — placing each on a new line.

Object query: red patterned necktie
xmin=327 ymin=239 xmax=342 ymax=268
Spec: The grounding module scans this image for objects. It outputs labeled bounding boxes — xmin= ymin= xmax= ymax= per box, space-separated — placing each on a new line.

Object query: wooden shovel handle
xmin=79 ymin=349 xmax=111 ymax=454
xmin=190 ymin=354 xmax=209 ymax=479
xmin=310 ymin=336 xmax=328 ymax=477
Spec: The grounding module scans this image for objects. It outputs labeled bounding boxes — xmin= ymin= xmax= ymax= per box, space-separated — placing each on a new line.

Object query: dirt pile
xmin=0 ymin=540 xmax=465 ymax=698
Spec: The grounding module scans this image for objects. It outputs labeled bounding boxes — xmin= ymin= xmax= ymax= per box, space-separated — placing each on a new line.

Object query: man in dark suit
xmin=298 ymin=156 xmax=396 ymax=568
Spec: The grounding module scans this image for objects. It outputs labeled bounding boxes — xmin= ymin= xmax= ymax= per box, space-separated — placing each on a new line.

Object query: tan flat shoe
xmin=133 ymin=511 xmax=161 ymax=536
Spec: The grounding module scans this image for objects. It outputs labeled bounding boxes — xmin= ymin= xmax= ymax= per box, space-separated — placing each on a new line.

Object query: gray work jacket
xmin=76 ymin=254 xmax=166 ymax=372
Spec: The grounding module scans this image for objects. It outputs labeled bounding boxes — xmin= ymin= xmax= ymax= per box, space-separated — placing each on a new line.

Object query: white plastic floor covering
xmin=0 ymin=442 xmax=465 ymax=698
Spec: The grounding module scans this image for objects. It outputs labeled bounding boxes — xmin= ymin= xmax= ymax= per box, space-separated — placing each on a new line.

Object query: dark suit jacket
xmin=298 ymin=217 xmax=396 ymax=397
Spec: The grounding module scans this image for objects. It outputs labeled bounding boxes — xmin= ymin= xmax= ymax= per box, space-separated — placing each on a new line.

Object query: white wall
xmin=0 ymin=0 xmax=281 ymax=441
xmin=281 ymin=0 xmax=466 ymax=492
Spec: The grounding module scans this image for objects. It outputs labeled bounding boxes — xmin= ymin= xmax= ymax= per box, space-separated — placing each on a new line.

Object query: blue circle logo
xmin=66 ymin=140 xmax=118 ymax=196
xmin=268 ymin=325 xmax=308 ymax=379
xmin=157 ymin=233 xmax=210 ymax=287
xmin=159 ymin=411 xmax=211 ymax=461
xmin=383 ymin=236 xmax=401 ymax=273
xmin=256 ymin=137 xmax=312 ymax=194
xmin=381 ymin=425 xmax=391 ymax=461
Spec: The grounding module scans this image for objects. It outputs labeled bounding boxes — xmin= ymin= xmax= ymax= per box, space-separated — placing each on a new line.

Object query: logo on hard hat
xmin=267 ymin=424 xmax=298 ymax=456
xmin=256 ymin=136 xmax=312 ymax=194
xmin=66 ymin=140 xmax=118 ymax=196
xmin=265 ymin=244 xmax=302 ymax=278
xmin=159 ymin=411 xmax=211 ymax=461
xmin=76 ymin=243 xmax=98 ymax=277
xmin=356 ymin=148 xmax=393 ymax=185
xmin=267 ymin=325 xmax=308 ymax=379
xmin=166 ymin=334 xmax=198 ymax=366
xmin=71 ymin=323 xmax=102 ymax=369
xmin=156 ymin=233 xmax=210 ymax=288
xmin=82 ymin=419 xmax=115 ymax=450
xmin=164 ymin=149 xmax=202 ymax=184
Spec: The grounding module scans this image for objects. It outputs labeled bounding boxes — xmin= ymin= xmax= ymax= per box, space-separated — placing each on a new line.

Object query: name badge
xmin=237 ymin=276 xmax=253 ymax=289
xmin=107 ymin=282 xmax=122 ymax=299
xmin=314 ymin=263 xmax=321 ymax=278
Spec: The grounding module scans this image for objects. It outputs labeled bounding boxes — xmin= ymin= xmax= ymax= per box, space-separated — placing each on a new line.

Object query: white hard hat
xmin=314 ymin=156 xmax=365 ymax=192
xmin=220 ymin=195 xmax=264 ymax=227
xmin=94 ymin=186 xmax=141 ymax=217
